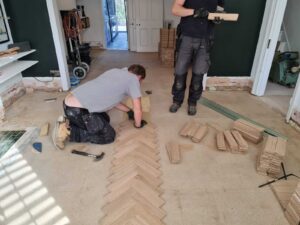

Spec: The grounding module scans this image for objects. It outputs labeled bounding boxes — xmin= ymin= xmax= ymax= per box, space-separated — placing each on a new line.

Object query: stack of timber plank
xmin=100 ymin=121 xmax=166 ymax=225
xmin=159 ymin=28 xmax=176 ymax=67
xmin=165 ymin=141 xmax=194 ymax=164
xmin=232 ymin=119 xmax=264 ymax=144
xmin=179 ymin=121 xmax=208 ymax=143
xmin=216 ymin=130 xmax=248 ymax=153
xmin=285 ymin=182 xmax=300 ymax=225
xmin=256 ymin=135 xmax=287 ymax=178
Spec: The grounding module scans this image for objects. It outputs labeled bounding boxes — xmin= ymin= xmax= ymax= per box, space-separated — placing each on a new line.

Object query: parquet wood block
xmin=40 ymin=122 xmax=50 ymax=136
xmin=271 ymin=179 xmax=299 ymax=210
xmin=187 ymin=123 xmax=200 ymax=137
xmin=166 ymin=141 xmax=181 ymax=164
xmin=125 ymin=96 xmax=151 ymax=113
xmin=112 ymin=154 xmax=161 ymax=169
xmin=232 ymin=119 xmax=264 ymax=144
xmin=216 ymin=132 xmax=227 ymax=151
xmin=101 ymin=203 xmax=165 ymax=225
xmin=110 ymin=160 xmax=162 ymax=178
xmin=115 ymin=137 xmax=158 ymax=150
xmin=101 ymin=121 xmax=165 ymax=225
xmin=231 ymin=130 xmax=248 ymax=153
xmin=191 ymin=125 xmax=208 ymax=143
xmin=104 ymin=179 xmax=165 ymax=207
xmin=115 ymin=142 xmax=159 ymax=154
xmin=224 ymin=130 xmax=238 ymax=152
xmin=108 ymin=166 xmax=162 ymax=184
xmin=257 ymin=135 xmax=287 ymax=178
xmin=114 ymin=148 xmax=160 ymax=162
xmin=102 ymin=191 xmax=166 ymax=219
xmin=107 ymin=169 xmax=163 ymax=192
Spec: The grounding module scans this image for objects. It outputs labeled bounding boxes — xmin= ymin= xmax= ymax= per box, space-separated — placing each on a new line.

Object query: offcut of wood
xmin=40 ymin=123 xmax=50 ymax=136
xmin=166 ymin=141 xmax=181 ymax=164
xmin=208 ymin=13 xmax=239 ymax=21
xmin=216 ymin=132 xmax=227 ymax=151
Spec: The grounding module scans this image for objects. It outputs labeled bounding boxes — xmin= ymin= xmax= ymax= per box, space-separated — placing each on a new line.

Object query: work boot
xmin=169 ymin=103 xmax=181 ymax=113
xmin=188 ymin=105 xmax=197 ymax=116
xmin=53 ymin=116 xmax=70 ymax=149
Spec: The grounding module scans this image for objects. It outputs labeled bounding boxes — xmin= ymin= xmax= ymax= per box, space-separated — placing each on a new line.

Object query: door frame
xmin=250 ymin=0 xmax=300 ymax=122
xmin=46 ymin=0 xmax=70 ymax=91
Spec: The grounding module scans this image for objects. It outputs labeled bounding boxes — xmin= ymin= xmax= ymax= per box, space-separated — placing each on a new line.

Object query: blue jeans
xmin=172 ymin=35 xmax=211 ymax=106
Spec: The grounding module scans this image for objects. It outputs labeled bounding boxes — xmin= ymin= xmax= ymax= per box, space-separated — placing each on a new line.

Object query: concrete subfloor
xmin=1 ymin=50 xmax=300 ymax=225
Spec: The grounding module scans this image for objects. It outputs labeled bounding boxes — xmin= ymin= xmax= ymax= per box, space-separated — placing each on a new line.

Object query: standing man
xmin=54 ymin=65 xmax=147 ymax=149
xmin=169 ymin=0 xmax=224 ymax=115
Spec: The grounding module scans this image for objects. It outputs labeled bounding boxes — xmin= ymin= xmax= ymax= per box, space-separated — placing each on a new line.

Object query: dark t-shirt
xmin=180 ymin=0 xmax=224 ymax=38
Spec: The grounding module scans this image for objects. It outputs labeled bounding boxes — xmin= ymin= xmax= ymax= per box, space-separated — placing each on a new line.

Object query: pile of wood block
xmin=180 ymin=121 xmax=208 ymax=143
xmin=0 ymin=47 xmax=20 ymax=58
xmin=159 ymin=28 xmax=176 ymax=67
xmin=285 ymin=182 xmax=300 ymax=225
xmin=216 ymin=130 xmax=248 ymax=153
xmin=100 ymin=121 xmax=166 ymax=225
xmin=256 ymin=135 xmax=287 ymax=178
xmin=232 ymin=119 xmax=264 ymax=144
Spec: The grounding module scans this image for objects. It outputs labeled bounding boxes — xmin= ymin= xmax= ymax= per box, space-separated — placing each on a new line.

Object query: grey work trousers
xmin=172 ymin=35 xmax=211 ymax=106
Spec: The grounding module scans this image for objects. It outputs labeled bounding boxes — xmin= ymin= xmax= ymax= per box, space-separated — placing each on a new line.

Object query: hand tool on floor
xmin=71 ymin=150 xmax=105 ymax=161
xmin=258 ymin=163 xmax=300 ymax=188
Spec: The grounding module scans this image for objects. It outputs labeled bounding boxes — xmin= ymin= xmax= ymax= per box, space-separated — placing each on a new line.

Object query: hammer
xmin=71 ymin=150 xmax=105 ymax=161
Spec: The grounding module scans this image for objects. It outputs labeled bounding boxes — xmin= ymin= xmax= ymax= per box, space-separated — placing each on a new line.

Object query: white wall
xmin=76 ymin=0 xmax=105 ymax=47
xmin=283 ymin=0 xmax=300 ymax=116
xmin=163 ymin=0 xmax=180 ymax=28
xmin=57 ymin=0 xmax=76 ymax=10
xmin=0 ymin=0 xmax=13 ymax=51
xmin=283 ymin=0 xmax=300 ymax=55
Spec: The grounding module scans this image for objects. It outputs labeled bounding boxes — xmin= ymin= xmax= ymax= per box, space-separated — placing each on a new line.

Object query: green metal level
xmin=199 ymin=97 xmax=287 ymax=140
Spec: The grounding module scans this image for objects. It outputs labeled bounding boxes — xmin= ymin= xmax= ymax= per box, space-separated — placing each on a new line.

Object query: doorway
xmin=104 ymin=0 xmax=128 ymax=50
xmin=251 ymin=0 xmax=300 ymax=121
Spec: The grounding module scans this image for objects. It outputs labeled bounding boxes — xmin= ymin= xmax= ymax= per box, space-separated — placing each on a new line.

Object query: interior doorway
xmin=104 ymin=0 xmax=128 ymax=50
xmin=251 ymin=0 xmax=300 ymax=121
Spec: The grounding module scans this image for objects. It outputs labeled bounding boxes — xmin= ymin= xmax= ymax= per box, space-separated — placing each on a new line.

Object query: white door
xmin=127 ymin=0 xmax=137 ymax=51
xmin=128 ymin=0 xmax=163 ymax=52
xmin=251 ymin=0 xmax=288 ymax=96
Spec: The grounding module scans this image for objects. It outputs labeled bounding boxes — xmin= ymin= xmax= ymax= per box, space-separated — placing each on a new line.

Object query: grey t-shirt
xmin=72 ymin=68 xmax=141 ymax=112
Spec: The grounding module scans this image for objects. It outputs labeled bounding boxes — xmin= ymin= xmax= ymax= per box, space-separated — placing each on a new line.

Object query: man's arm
xmin=172 ymin=0 xmax=194 ymax=17
xmin=132 ymin=97 xmax=142 ymax=127
xmin=115 ymin=103 xmax=131 ymax=112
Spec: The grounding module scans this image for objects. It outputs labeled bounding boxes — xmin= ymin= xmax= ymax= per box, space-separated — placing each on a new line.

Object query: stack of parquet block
xmin=256 ymin=135 xmax=287 ymax=178
xmin=285 ymin=182 xmax=300 ymax=225
xmin=232 ymin=119 xmax=264 ymax=144
xmin=180 ymin=121 xmax=208 ymax=143
xmin=216 ymin=130 xmax=248 ymax=153
xmin=100 ymin=121 xmax=166 ymax=225
xmin=159 ymin=28 xmax=176 ymax=67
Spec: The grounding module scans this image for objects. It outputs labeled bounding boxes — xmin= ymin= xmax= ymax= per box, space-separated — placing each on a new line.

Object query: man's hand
xmin=134 ymin=120 xmax=147 ymax=129
xmin=127 ymin=109 xmax=134 ymax=120
xmin=213 ymin=16 xmax=222 ymax=24
xmin=193 ymin=8 xmax=209 ymax=18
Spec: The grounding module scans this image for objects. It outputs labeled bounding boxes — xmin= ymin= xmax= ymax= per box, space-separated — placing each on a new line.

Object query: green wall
xmin=3 ymin=0 xmax=58 ymax=77
xmin=209 ymin=0 xmax=267 ymax=76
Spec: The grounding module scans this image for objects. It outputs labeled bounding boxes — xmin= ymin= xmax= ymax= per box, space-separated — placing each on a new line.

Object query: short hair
xmin=128 ymin=64 xmax=146 ymax=79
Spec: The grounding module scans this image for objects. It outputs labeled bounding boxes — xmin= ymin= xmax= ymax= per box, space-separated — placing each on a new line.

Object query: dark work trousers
xmin=63 ymin=102 xmax=116 ymax=144
xmin=172 ymin=35 xmax=211 ymax=106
